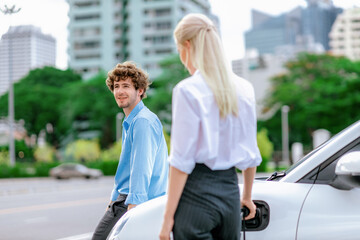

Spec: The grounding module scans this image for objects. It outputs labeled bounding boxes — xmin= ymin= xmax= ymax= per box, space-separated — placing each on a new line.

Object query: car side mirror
xmin=330 ymin=151 xmax=360 ymax=190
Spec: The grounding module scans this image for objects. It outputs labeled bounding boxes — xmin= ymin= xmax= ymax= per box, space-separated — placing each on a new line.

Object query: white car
xmin=107 ymin=120 xmax=360 ymax=240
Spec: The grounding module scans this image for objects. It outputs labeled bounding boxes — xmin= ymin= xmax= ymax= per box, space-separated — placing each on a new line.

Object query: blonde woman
xmin=159 ymin=13 xmax=262 ymax=240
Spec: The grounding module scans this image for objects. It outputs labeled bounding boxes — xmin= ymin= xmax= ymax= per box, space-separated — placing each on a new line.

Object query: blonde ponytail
xmin=174 ymin=13 xmax=238 ymax=118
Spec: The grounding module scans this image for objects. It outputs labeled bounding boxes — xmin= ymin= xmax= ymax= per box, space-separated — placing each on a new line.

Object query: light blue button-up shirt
xmin=111 ymin=101 xmax=169 ymax=205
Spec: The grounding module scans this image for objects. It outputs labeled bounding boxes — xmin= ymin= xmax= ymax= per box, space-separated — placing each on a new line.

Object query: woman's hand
xmin=159 ymin=216 xmax=174 ymax=240
xmin=241 ymin=166 xmax=257 ymax=220
xmin=159 ymin=166 xmax=188 ymax=240
xmin=241 ymin=198 xmax=256 ymax=220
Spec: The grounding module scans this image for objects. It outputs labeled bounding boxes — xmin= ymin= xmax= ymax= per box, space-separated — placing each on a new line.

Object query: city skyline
xmin=0 ymin=0 xmax=357 ymax=70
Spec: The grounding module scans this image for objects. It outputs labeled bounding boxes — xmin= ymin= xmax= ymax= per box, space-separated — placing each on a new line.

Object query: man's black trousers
xmin=92 ymin=194 xmax=128 ymax=240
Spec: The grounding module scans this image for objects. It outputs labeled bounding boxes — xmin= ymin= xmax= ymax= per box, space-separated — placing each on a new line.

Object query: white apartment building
xmin=67 ymin=0 xmax=216 ymax=79
xmin=0 ymin=25 xmax=56 ymax=96
xmin=329 ymin=7 xmax=360 ymax=60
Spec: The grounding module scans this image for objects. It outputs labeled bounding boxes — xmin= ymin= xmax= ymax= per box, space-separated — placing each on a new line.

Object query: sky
xmin=0 ymin=0 xmax=357 ymax=70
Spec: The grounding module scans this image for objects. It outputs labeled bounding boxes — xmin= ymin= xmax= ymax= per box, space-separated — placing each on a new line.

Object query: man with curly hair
xmin=92 ymin=62 xmax=169 ymax=240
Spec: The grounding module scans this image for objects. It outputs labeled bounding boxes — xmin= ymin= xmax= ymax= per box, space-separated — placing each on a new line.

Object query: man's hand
xmin=106 ymin=201 xmax=114 ymax=211
xmin=127 ymin=204 xmax=136 ymax=211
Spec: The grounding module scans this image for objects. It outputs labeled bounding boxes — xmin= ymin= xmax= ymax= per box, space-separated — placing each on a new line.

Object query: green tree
xmin=144 ymin=54 xmax=189 ymax=131
xmin=0 ymin=140 xmax=33 ymax=163
xmin=260 ymin=53 xmax=360 ymax=149
xmin=61 ymin=72 xmax=120 ymax=147
xmin=0 ymin=67 xmax=82 ymax=147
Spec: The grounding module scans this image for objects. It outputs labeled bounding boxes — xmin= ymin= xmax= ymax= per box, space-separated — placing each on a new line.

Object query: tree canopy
xmin=0 ymin=67 xmax=82 ymax=147
xmin=0 ymin=56 xmax=188 ymax=150
xmin=143 ymin=54 xmax=189 ymax=131
xmin=60 ymin=72 xmax=120 ymax=148
xmin=260 ymin=53 xmax=360 ymax=149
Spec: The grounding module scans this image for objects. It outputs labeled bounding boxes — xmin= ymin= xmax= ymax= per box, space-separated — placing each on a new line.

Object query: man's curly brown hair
xmin=106 ymin=61 xmax=150 ymax=99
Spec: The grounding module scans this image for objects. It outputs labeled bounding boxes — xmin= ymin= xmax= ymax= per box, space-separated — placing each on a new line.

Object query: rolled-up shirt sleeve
xmin=126 ymin=118 xmax=157 ymax=205
xmin=249 ymin=102 xmax=262 ymax=168
xmin=169 ymin=85 xmax=200 ymax=174
xmin=111 ymin=185 xmax=120 ymax=202
xmin=238 ymin=99 xmax=262 ymax=170
xmin=233 ymin=82 xmax=262 ymax=170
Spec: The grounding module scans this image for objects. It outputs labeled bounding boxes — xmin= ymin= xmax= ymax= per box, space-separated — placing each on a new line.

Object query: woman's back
xmin=170 ymin=70 xmax=261 ymax=173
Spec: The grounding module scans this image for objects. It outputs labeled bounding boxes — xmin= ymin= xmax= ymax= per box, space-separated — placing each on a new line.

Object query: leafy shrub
xmin=35 ymin=162 xmax=59 ymax=177
xmin=85 ymin=160 xmax=118 ymax=175
xmin=100 ymin=141 xmax=122 ymax=161
xmin=257 ymin=128 xmax=274 ymax=172
xmin=163 ymin=130 xmax=170 ymax=154
xmin=0 ymin=163 xmax=35 ymax=178
xmin=0 ymin=150 xmax=9 ymax=165
xmin=65 ymin=139 xmax=101 ymax=162
xmin=15 ymin=140 xmax=34 ymax=161
xmin=34 ymin=143 xmax=56 ymax=163
xmin=0 ymin=140 xmax=34 ymax=164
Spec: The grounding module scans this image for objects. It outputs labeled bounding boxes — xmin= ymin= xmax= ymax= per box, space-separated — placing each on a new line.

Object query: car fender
xmin=241 ymin=180 xmax=313 ymax=240
xmin=110 ymin=180 xmax=314 ymax=240
xmin=110 ymin=195 xmax=167 ymax=240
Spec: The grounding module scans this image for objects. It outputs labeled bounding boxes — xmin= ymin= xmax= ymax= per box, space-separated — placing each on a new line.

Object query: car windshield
xmin=284 ymin=121 xmax=358 ymax=175
xmin=284 ymin=146 xmax=323 ymax=175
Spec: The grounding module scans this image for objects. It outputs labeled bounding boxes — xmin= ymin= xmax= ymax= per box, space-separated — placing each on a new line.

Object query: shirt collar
xmin=123 ymin=101 xmax=144 ymax=130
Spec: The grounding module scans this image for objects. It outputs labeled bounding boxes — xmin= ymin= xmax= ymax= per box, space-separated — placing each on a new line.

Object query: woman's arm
xmin=241 ymin=166 xmax=257 ymax=220
xmin=159 ymin=166 xmax=188 ymax=240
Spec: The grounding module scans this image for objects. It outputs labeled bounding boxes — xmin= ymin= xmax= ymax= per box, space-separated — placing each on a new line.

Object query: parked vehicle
xmin=49 ymin=163 xmax=103 ymax=179
xmin=107 ymin=120 xmax=360 ymax=240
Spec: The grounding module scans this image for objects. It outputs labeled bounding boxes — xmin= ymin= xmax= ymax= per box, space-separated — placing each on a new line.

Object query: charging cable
xmin=241 ymin=207 xmax=250 ymax=240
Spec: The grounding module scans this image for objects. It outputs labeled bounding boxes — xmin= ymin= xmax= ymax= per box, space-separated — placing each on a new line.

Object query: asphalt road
xmin=0 ymin=173 xmax=270 ymax=240
xmin=0 ymin=176 xmax=114 ymax=240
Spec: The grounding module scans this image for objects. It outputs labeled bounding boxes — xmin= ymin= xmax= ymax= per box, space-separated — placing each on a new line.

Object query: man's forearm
xmin=127 ymin=204 xmax=137 ymax=210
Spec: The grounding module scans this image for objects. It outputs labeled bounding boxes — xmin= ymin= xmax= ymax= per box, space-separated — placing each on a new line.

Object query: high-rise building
xmin=245 ymin=7 xmax=303 ymax=55
xmin=0 ymin=25 xmax=56 ymax=96
xmin=329 ymin=7 xmax=360 ymax=60
xmin=245 ymin=0 xmax=342 ymax=55
xmin=302 ymin=0 xmax=342 ymax=50
xmin=67 ymin=0 xmax=216 ymax=79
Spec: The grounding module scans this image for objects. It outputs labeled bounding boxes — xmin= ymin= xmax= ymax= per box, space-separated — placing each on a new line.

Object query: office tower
xmin=0 ymin=25 xmax=56 ymax=96
xmin=245 ymin=7 xmax=303 ymax=55
xmin=329 ymin=7 xmax=360 ymax=60
xmin=302 ymin=0 xmax=342 ymax=50
xmin=67 ymin=0 xmax=216 ymax=79
xmin=245 ymin=0 xmax=342 ymax=55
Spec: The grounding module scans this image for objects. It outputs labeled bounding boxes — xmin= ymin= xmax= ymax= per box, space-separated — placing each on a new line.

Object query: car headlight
xmin=106 ymin=211 xmax=130 ymax=240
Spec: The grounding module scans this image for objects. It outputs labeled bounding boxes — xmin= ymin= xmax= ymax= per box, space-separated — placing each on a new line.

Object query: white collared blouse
xmin=169 ymin=70 xmax=262 ymax=174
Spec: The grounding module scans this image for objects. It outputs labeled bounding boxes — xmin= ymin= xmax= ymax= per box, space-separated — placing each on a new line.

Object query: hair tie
xmin=204 ymin=25 xmax=214 ymax=32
